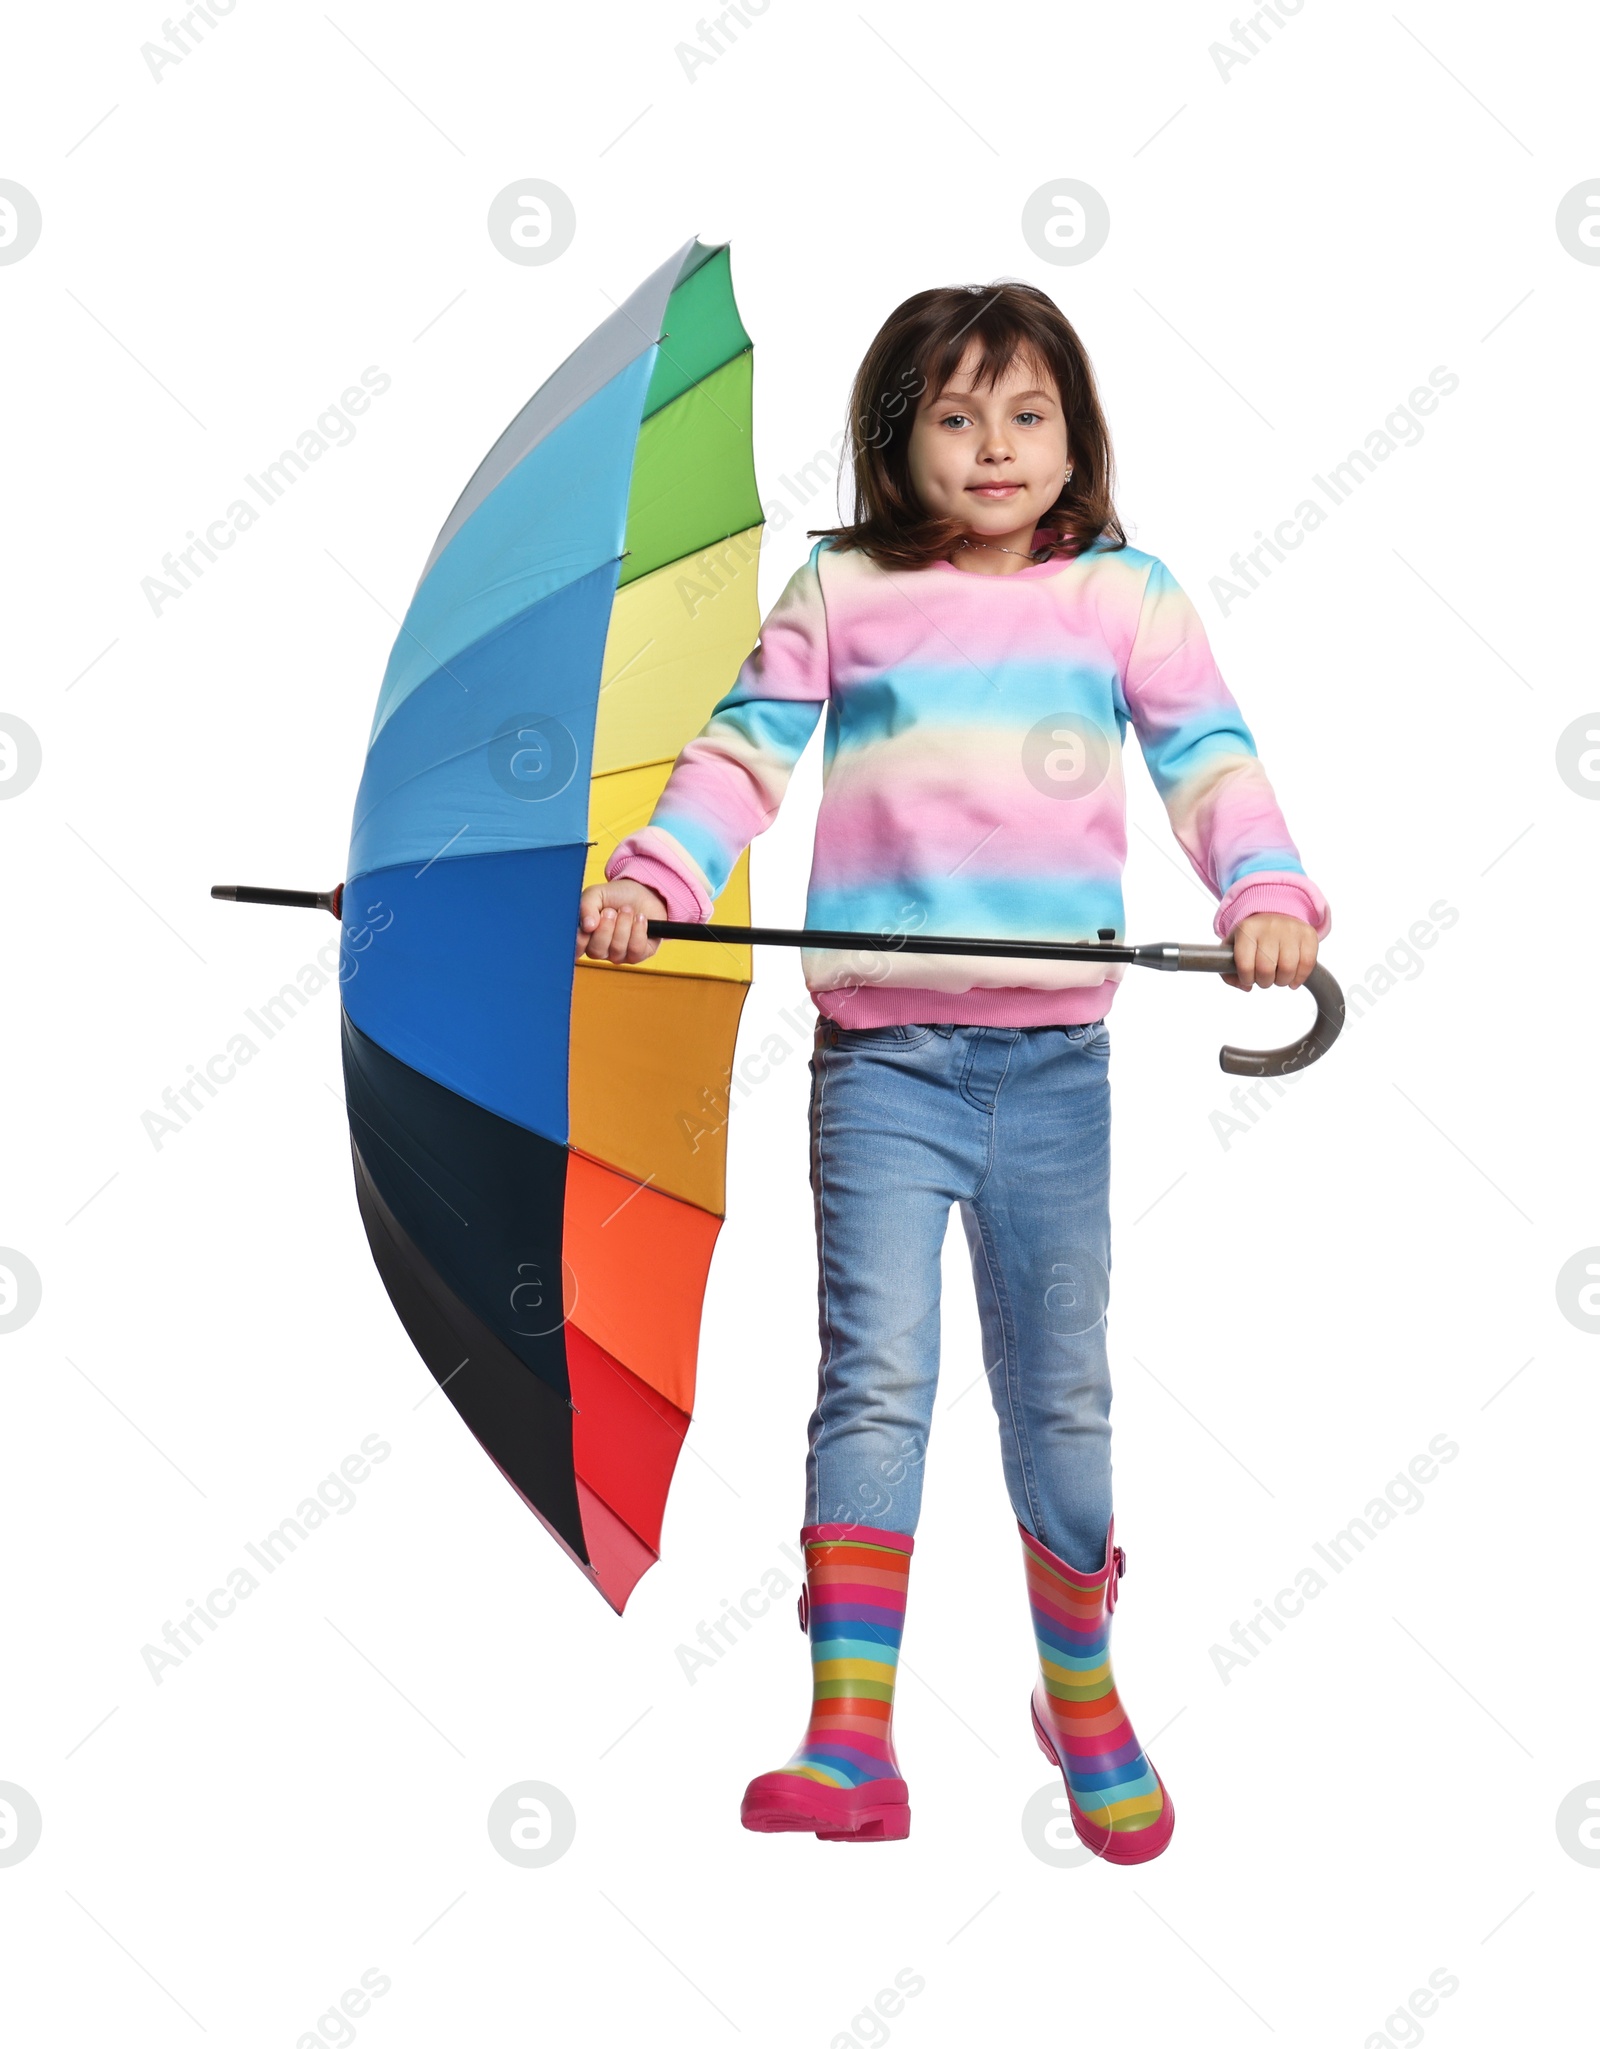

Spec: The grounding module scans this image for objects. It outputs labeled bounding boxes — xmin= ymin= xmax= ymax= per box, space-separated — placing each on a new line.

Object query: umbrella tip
xmin=208 ymin=883 xmax=344 ymax=919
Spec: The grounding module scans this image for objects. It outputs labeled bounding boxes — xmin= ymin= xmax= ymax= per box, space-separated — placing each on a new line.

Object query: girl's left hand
xmin=1225 ymin=913 xmax=1318 ymax=991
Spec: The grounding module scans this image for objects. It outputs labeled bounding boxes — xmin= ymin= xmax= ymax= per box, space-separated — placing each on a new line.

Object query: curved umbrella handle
xmin=1171 ymin=945 xmax=1345 ymax=1077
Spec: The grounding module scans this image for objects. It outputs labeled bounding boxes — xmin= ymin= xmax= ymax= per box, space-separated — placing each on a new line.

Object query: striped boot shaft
xmin=1022 ymin=1518 xmax=1170 ymax=1851
xmin=776 ymin=1523 xmax=912 ymax=1790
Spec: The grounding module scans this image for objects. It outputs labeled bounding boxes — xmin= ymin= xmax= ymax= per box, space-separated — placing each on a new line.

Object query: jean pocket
xmin=832 ymin=1023 xmax=934 ymax=1048
xmin=1063 ymin=1020 xmax=1110 ymax=1051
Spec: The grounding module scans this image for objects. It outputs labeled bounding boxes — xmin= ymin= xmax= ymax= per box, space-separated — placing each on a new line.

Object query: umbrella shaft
xmin=646 ymin=919 xmax=1217 ymax=970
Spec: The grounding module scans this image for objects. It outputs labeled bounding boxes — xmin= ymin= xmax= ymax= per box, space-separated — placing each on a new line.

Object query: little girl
xmin=575 ymin=279 xmax=1328 ymax=1860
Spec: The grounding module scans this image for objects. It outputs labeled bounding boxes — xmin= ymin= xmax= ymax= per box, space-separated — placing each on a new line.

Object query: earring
xmin=1063 ymin=465 xmax=1074 ymax=482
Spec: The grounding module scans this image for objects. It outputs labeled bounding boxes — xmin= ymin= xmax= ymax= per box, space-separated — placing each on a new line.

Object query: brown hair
xmin=809 ymin=280 xmax=1126 ymax=572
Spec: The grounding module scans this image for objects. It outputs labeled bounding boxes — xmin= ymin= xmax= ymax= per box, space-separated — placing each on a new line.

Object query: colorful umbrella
xmin=214 ymin=233 xmax=1343 ymax=1615
xmin=230 ymin=237 xmax=763 ymax=1612
xmin=340 ymin=235 xmax=773 ymax=1611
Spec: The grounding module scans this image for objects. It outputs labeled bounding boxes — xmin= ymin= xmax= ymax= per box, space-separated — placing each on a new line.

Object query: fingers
xmin=573 ymin=884 xmax=662 ymax=964
xmin=1229 ymin=918 xmax=1319 ymax=991
xmin=581 ymin=905 xmax=624 ymax=963
xmin=574 ymin=884 xmax=611 ymax=962
xmin=581 ymin=905 xmax=653 ymax=963
xmin=1232 ymin=932 xmax=1290 ymax=991
xmin=1260 ymin=934 xmax=1315 ymax=990
xmin=611 ymin=903 xmax=651 ymax=963
xmin=574 ymin=884 xmax=601 ymax=962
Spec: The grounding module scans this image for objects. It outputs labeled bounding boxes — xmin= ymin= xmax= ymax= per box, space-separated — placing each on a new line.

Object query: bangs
xmin=919 ymin=318 xmax=1060 ymax=408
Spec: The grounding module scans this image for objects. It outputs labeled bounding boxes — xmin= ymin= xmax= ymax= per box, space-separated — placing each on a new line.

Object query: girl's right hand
xmin=574 ymin=879 xmax=668 ymax=964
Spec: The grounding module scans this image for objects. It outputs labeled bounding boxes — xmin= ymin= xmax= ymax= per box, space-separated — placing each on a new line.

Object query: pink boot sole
xmin=1031 ymin=1697 xmax=1175 ymax=1865
xmin=740 ymin=1770 xmax=911 ymax=1842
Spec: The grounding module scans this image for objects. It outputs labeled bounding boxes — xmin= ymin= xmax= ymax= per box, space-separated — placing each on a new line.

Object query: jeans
xmin=803 ymin=1018 xmax=1115 ymax=1573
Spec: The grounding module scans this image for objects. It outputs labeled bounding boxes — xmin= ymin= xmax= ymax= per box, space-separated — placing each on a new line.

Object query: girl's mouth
xmin=967 ymin=483 xmax=1022 ymax=498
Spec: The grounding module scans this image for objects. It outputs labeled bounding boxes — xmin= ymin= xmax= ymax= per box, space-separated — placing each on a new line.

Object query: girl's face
xmin=906 ymin=344 xmax=1070 ymax=550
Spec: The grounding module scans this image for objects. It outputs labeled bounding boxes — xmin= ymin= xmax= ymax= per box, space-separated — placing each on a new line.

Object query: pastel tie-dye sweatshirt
xmin=606 ymin=531 xmax=1330 ymax=1028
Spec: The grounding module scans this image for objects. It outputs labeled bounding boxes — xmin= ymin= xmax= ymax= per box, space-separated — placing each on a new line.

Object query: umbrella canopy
xmin=339 ymin=236 xmax=763 ymax=1612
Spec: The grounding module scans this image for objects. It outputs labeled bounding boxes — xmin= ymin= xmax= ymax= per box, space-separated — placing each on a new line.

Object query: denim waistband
xmin=815 ymin=1018 xmax=1105 ymax=1048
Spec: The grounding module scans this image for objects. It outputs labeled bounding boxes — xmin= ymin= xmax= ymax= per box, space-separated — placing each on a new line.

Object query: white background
xmin=5 ymin=1 xmax=1598 ymax=2042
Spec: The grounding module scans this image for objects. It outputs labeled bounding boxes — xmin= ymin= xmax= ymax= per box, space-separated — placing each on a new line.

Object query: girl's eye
xmin=936 ymin=409 xmax=1045 ymax=429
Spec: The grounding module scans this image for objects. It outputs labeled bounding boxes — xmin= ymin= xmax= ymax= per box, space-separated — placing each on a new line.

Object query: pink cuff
xmin=1214 ymin=873 xmax=1330 ymax=942
xmin=604 ymin=849 xmax=710 ymax=925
